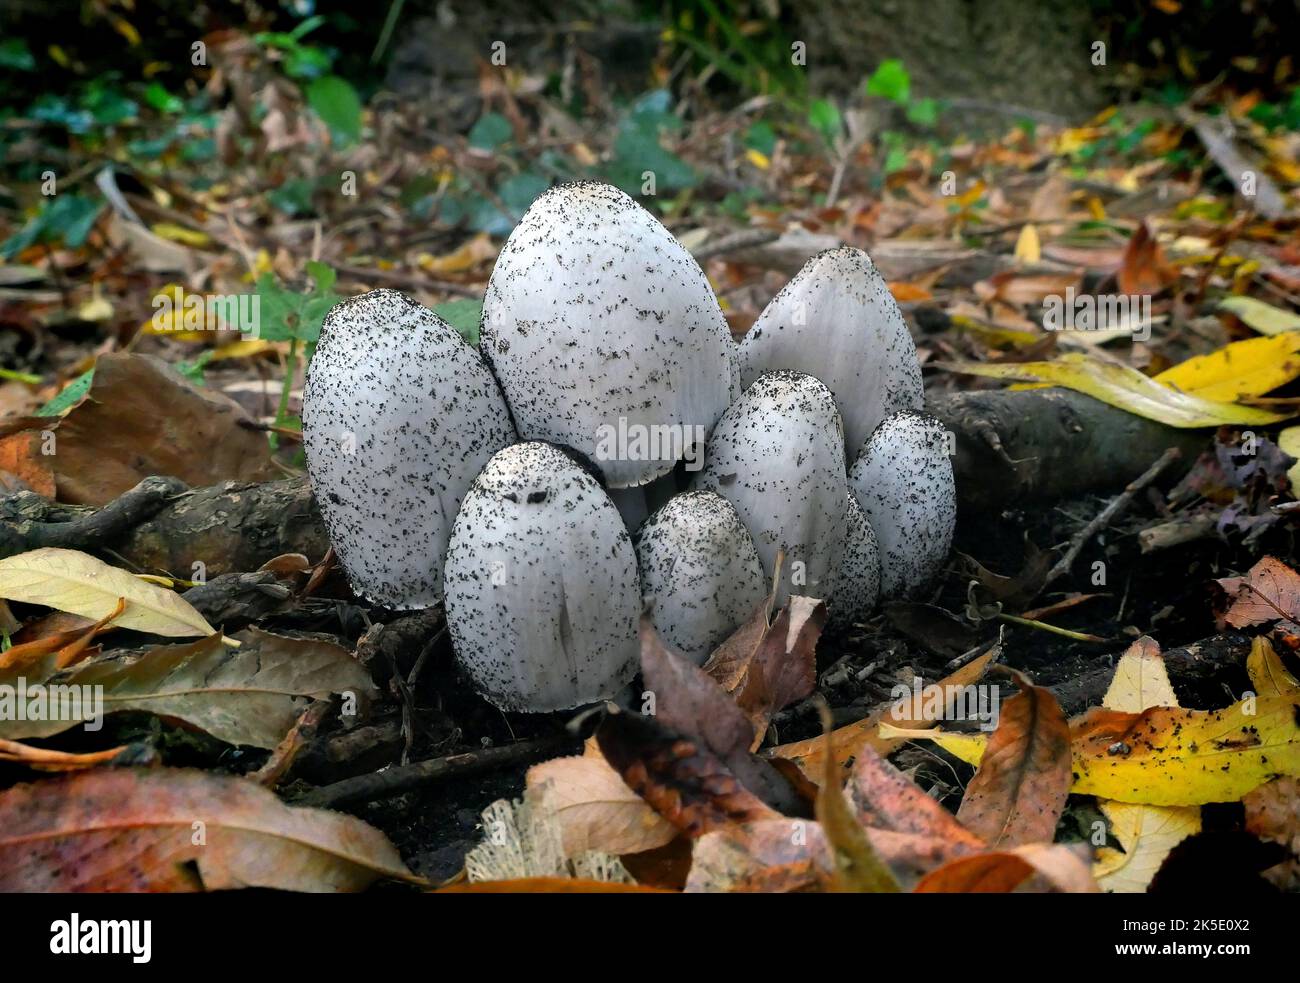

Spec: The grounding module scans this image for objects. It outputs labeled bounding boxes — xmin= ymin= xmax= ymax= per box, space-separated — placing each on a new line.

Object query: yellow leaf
xmin=110 ymin=14 xmax=141 ymax=47
xmin=0 ymin=548 xmax=216 ymax=640
xmin=940 ymin=353 xmax=1290 ymax=427
xmin=210 ymin=338 xmax=279 ymax=362
xmin=877 ymin=723 xmax=986 ymax=765
xmin=1154 ymin=331 xmax=1300 ymax=401
xmin=745 ymin=148 xmax=770 ymax=170
xmin=1102 ymin=636 xmax=1179 ymax=712
xmin=1279 ymin=425 xmax=1300 ymax=491
xmin=1014 ymin=224 xmax=1041 ymax=263
xmin=1093 ymin=637 xmax=1199 ymax=892
xmin=150 ymin=223 xmax=211 ymax=248
xmin=1217 ymin=296 xmax=1300 ymax=336
xmin=1247 ymin=636 xmax=1300 ymax=696
xmin=417 ymin=233 xmax=495 ymax=276
xmin=1072 ymin=691 xmax=1300 ymax=805
xmin=1094 ymin=801 xmax=1201 ymax=893
xmin=77 ymin=293 xmax=113 ymax=323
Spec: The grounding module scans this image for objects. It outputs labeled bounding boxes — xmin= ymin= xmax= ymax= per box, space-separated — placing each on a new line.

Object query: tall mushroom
xmin=480 ymin=181 xmax=737 ymax=488
xmin=302 ymin=289 xmax=515 ymax=610
xmin=848 ymin=410 xmax=955 ymax=597
xmin=443 ymin=442 xmax=641 ymax=712
xmin=738 ymin=246 xmax=923 ymax=456
xmin=634 ymin=490 xmax=768 ymax=664
xmin=693 ymin=370 xmax=848 ymax=603
xmin=828 ymin=492 xmax=882 ymax=628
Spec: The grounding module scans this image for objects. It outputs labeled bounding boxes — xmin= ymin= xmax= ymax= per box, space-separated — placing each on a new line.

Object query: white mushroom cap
xmin=848 ymin=410 xmax=955 ymax=597
xmin=738 ymin=246 xmax=923 ymax=455
xmin=693 ymin=370 xmax=848 ymax=603
xmin=828 ymin=493 xmax=882 ymax=628
xmin=634 ymin=490 xmax=768 ymax=665
xmin=302 ymin=289 xmax=515 ymax=610
xmin=481 ymin=181 xmax=738 ymax=488
xmin=443 ymin=442 xmax=641 ymax=712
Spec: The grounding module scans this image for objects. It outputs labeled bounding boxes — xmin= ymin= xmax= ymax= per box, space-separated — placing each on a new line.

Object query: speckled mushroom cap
xmin=480 ymin=181 xmax=738 ymax=488
xmin=693 ymin=370 xmax=849 ymax=603
xmin=738 ymin=246 xmax=923 ymax=456
xmin=634 ymin=490 xmax=768 ymax=665
xmin=302 ymin=289 xmax=515 ymax=610
xmin=848 ymin=410 xmax=955 ymax=597
xmin=443 ymin=442 xmax=641 ymax=712
xmin=827 ymin=493 xmax=882 ymax=628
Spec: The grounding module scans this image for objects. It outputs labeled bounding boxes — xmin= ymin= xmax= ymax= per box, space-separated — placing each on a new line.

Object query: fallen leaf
xmin=1242 ymin=777 xmax=1300 ymax=890
xmin=1094 ymin=799 xmax=1201 ymax=893
xmin=915 ymin=843 xmax=1100 ymax=892
xmin=1218 ymin=556 xmax=1300 ymax=630
xmin=938 ymin=353 xmax=1289 ymax=427
xmin=846 ymin=743 xmax=984 ymax=848
xmin=595 ymin=708 xmax=781 ymax=838
xmin=0 ymin=548 xmax=215 ymax=640
xmin=1154 ymin=331 xmax=1300 ymax=401
xmin=1217 ymin=296 xmax=1300 ymax=336
xmin=1117 ymin=220 xmax=1175 ymax=296
xmin=1246 ymin=635 xmax=1300 ymax=696
xmin=1102 ymin=635 xmax=1178 ymax=712
xmin=955 ymin=669 xmax=1071 ymax=847
xmin=0 ymin=627 xmax=375 ymax=748
xmin=0 ymin=768 xmax=419 ymax=891
xmin=1014 ymin=224 xmax=1041 ymax=263
xmin=526 ymin=754 xmax=677 ymax=856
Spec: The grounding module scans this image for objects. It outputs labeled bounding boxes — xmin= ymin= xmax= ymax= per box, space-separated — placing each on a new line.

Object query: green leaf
xmin=305 ymin=260 xmax=337 ymax=294
xmin=0 ymin=38 xmax=36 ymax=71
xmin=143 ymin=82 xmax=183 ymax=115
xmin=0 ymin=194 xmax=103 ymax=259
xmin=306 ymin=76 xmax=362 ymax=146
xmin=38 ymin=369 xmax=94 ymax=416
xmin=468 ymin=112 xmax=512 ymax=150
xmin=176 ymin=351 xmax=214 ymax=386
xmin=744 ymin=121 xmax=776 ymax=156
xmin=433 ymin=299 xmax=484 ymax=346
xmin=906 ymin=97 xmax=940 ymax=127
xmin=808 ymin=99 xmax=842 ymax=148
xmin=865 ymin=59 xmax=910 ymax=103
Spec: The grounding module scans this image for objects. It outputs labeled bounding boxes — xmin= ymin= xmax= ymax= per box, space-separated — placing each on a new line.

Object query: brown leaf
xmin=0 ymin=428 xmax=54 ymax=496
xmin=846 ymin=744 xmax=985 ymax=848
xmin=640 ymin=614 xmax=798 ymax=812
xmin=595 ymin=708 xmax=781 ymax=838
xmin=914 ymin=844 xmax=1100 ymax=892
xmin=1117 ymin=220 xmax=1175 ymax=297
xmin=813 ymin=703 xmax=902 ymax=892
xmin=974 ymin=269 xmax=1082 ymax=306
xmin=702 ymin=596 xmax=773 ymax=694
xmin=1218 ymin=555 xmax=1300 ymax=630
xmin=735 ymin=596 xmax=822 ymax=747
xmin=526 ymin=753 xmax=677 ymax=856
xmin=39 ymin=353 xmax=277 ymax=506
xmin=1242 ymin=777 xmax=1300 ymax=891
xmin=956 ymin=668 xmax=1071 ymax=847
xmin=0 ymin=768 xmax=420 ymax=891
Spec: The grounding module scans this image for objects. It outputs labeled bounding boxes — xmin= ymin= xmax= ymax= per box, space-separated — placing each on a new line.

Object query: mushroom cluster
xmin=303 ymin=181 xmax=955 ymax=712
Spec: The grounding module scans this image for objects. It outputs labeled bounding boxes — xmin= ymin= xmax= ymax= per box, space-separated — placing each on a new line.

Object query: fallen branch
xmin=295 ymin=734 xmax=576 ymax=809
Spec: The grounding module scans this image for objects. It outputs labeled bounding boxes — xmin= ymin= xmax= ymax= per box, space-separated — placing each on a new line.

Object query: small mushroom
xmin=738 ymin=246 xmax=923 ymax=455
xmin=480 ymin=181 xmax=737 ymax=488
xmin=302 ymin=289 xmax=515 ymax=610
xmin=694 ymin=370 xmax=848 ymax=603
xmin=634 ymin=490 xmax=768 ymax=664
xmin=848 ymin=410 xmax=955 ymax=597
xmin=443 ymin=442 xmax=640 ymax=712
xmin=827 ymin=492 xmax=881 ymax=628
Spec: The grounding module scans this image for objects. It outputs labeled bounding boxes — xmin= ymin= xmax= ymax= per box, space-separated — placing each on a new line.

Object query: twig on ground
xmin=691 ymin=227 xmax=781 ymax=262
xmin=296 ymin=734 xmax=576 ymax=809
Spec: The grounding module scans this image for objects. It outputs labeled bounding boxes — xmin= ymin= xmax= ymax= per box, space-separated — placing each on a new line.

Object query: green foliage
xmin=0 ymin=38 xmax=35 ymax=71
xmin=38 ymin=369 xmax=94 ymax=416
xmin=1248 ymin=87 xmax=1300 ymax=131
xmin=254 ymin=262 xmax=341 ymax=348
xmin=433 ymin=299 xmax=484 ymax=346
xmin=469 ymin=112 xmax=513 ymax=151
xmin=865 ymin=59 xmax=910 ymax=103
xmin=254 ymin=15 xmax=334 ymax=80
xmin=607 ymin=90 xmax=696 ymax=196
xmin=808 ymin=99 xmax=842 ymax=149
xmin=306 ymin=76 xmax=363 ymax=146
xmin=663 ymin=0 xmax=806 ymax=103
xmin=1 ymin=194 xmax=103 ymax=259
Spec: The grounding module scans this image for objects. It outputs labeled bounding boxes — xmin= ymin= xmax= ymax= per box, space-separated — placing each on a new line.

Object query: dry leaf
xmin=915 ymin=843 xmax=1100 ymax=892
xmin=0 ymin=768 xmax=419 ymax=891
xmin=1218 ymin=556 xmax=1300 ymax=630
xmin=527 ymin=754 xmax=677 ymax=856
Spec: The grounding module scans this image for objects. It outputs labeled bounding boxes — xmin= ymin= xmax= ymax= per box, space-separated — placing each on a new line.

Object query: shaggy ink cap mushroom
xmin=480 ymin=181 xmax=738 ymax=488
xmin=848 ymin=410 xmax=955 ymax=598
xmin=443 ymin=441 xmax=641 ymax=712
xmin=827 ymin=493 xmax=882 ymax=628
xmin=302 ymin=288 xmax=515 ymax=610
xmin=693 ymin=370 xmax=849 ymax=605
xmin=738 ymin=246 xmax=923 ymax=456
xmin=634 ymin=490 xmax=767 ymax=665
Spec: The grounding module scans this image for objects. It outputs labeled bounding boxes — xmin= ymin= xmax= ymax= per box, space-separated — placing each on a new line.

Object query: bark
xmin=928 ymin=387 xmax=1206 ymax=515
